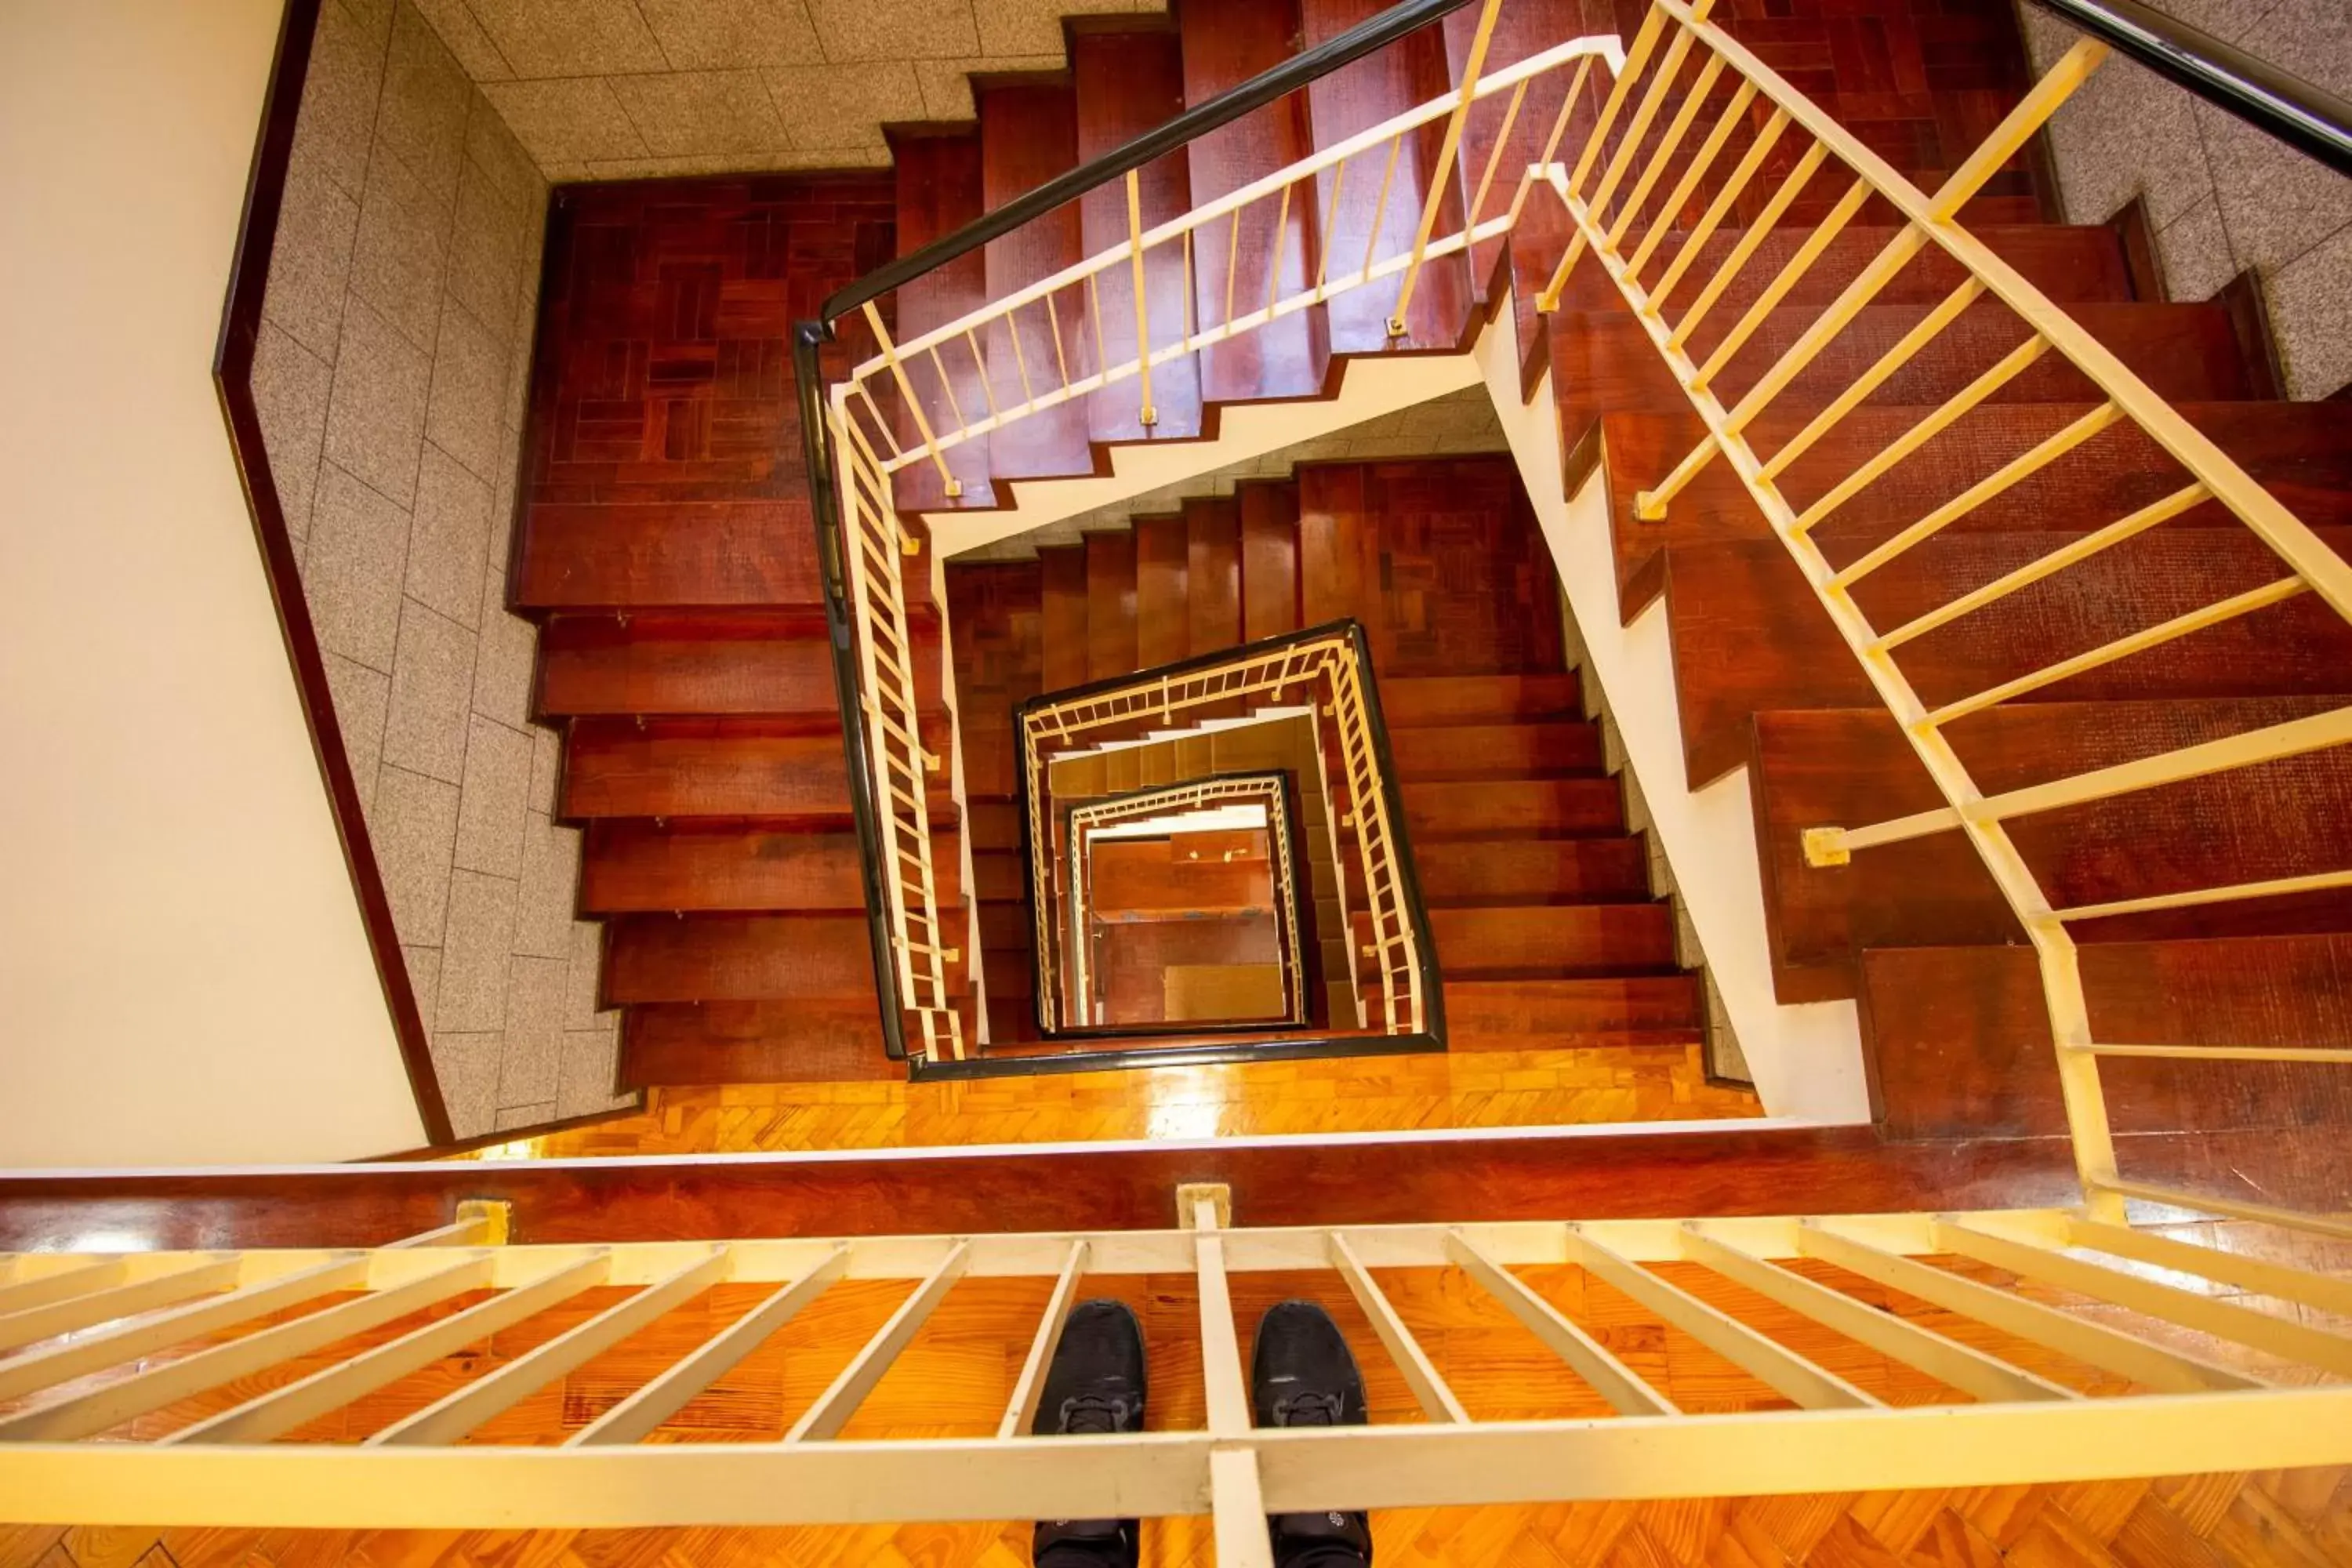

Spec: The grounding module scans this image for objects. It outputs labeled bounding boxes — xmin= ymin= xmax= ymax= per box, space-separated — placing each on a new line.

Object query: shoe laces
xmin=1058 ymin=1392 xmax=1133 ymax=1435
xmin=1270 ymin=1391 xmax=1345 ymax=1428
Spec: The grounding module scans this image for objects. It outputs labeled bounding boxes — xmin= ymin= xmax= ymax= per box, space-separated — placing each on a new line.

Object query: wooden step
xmin=1040 ymin=543 xmax=1089 ymax=691
xmin=1407 ymin=837 xmax=1653 ymax=906
xmin=1598 ymin=401 xmax=2352 ymax=619
xmin=1073 ymin=27 xmax=1203 ymax=444
xmin=1749 ymin=698 xmax=2352 ymax=1003
xmin=605 ymin=912 xmax=959 ymax=1004
xmin=516 ymin=500 xmax=821 ymax=610
xmin=561 ymin=716 xmax=950 ymax=820
xmin=1442 ymin=976 xmax=1704 ymax=1049
xmin=1630 ymin=224 xmax=2135 ymax=314
xmin=1714 ymin=299 xmax=2256 ymax=413
xmin=979 ymin=81 xmax=1092 ymax=482
xmin=1179 ymin=0 xmax=1330 ymax=403
xmin=534 ymin=609 xmax=943 ymax=717
xmin=1858 ymin=937 xmax=2352 ymax=1142
xmin=946 ymin=561 xmax=1042 ymax=800
xmin=1084 ymin=528 xmax=1140 ymax=681
xmin=1240 ymin=480 xmax=1302 ymax=641
xmin=1301 ymin=0 xmax=1469 ymax=354
xmin=1387 ymin=720 xmax=1602 ymax=779
xmin=619 ymin=1000 xmax=901 ymax=1087
xmin=1369 ymin=903 xmax=1676 ymax=978
xmin=1134 ymin=514 xmax=1190 ymax=669
xmin=1401 ymin=778 xmax=1625 ymax=839
xmin=888 ymin=129 xmax=994 ymax=511
xmin=1185 ymin=495 xmax=1243 ymax=655
xmin=1663 ymin=531 xmax=2352 ymax=787
xmin=972 ymin=848 xmax=1024 ymax=902
xmin=1374 ymin=673 xmax=1583 ymax=725
xmin=1550 ymin=301 xmax=2257 ymax=466
xmin=581 ymin=821 xmax=964 ymax=914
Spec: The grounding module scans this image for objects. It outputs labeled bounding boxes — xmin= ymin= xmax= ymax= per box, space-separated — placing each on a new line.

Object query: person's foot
xmin=1031 ymin=1299 xmax=1145 ymax=1568
xmin=1252 ymin=1301 xmax=1374 ymax=1567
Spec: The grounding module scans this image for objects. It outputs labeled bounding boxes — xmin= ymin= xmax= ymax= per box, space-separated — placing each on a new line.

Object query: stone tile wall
xmin=252 ymin=0 xmax=635 ymax=1138
xmin=406 ymin=0 xmax=1164 ymax=183
xmin=2022 ymin=0 xmax=2351 ymax=398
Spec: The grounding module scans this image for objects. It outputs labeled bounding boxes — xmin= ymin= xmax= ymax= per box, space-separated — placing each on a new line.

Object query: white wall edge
xmin=920 ymin=352 xmax=1489 ymax=557
xmin=1472 ymin=312 xmax=1871 ymax=1124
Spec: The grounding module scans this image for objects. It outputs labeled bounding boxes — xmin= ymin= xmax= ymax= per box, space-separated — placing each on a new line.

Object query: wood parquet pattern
xmin=507 ymin=1040 xmax=1760 ymax=1160
xmin=9 ymin=1221 xmax=2347 ymax=1564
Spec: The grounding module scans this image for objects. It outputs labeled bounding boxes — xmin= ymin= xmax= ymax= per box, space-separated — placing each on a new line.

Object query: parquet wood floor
xmin=8 ymin=1218 xmax=2344 ymax=1563
xmin=498 ymin=1042 xmax=1760 ymax=1160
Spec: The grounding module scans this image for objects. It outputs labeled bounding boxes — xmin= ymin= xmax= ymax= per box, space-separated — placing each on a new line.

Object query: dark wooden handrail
xmin=2024 ymin=0 xmax=2352 ymax=175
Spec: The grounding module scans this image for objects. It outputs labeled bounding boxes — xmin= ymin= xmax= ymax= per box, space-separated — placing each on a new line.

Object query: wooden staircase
xmin=507 ymin=0 xmax=2350 ymax=1163
xmin=949 ymin=456 xmax=1703 ymax=1052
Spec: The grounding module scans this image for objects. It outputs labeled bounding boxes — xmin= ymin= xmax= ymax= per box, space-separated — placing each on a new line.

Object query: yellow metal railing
xmin=5 ymin=1195 xmax=2351 ymax=1539
xmin=833 ymin=20 xmax=1624 ymax=492
xmin=833 ymin=400 xmax=964 ymax=1061
xmin=1019 ymin=623 xmax=1428 ymax=1036
xmin=1539 ymin=0 xmax=2352 ymax=1221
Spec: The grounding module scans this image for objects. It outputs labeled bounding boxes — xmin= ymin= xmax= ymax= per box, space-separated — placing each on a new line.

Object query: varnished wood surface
xmin=16 ymin=1469 xmax=2348 ymax=1568
xmin=1075 ymin=28 xmax=1204 ymax=445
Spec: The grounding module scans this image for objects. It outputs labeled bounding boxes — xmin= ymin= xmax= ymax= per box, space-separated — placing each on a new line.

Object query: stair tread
xmin=890 ymin=130 xmax=996 ymax=513
xmin=561 ymin=714 xmax=953 ymax=820
xmin=1301 ymin=0 xmax=1472 ymax=354
xmin=1751 ymin=697 xmax=2352 ymax=1003
xmin=980 ymin=81 xmax=1093 ymax=483
xmin=1860 ymin=937 xmax=2352 ymax=1145
xmin=1664 ymin=529 xmax=2352 ymax=787
xmin=583 ymin=820 xmax=963 ymax=915
xmin=1073 ymin=29 xmax=1204 ymax=445
xmin=1599 ymin=401 xmax=2352 ymax=619
xmin=1179 ymin=0 xmax=1330 ymax=403
xmin=619 ymin=1001 xmax=902 ymax=1087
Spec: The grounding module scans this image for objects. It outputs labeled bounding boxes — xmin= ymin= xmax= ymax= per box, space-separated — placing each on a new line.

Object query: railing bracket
xmin=1802 ymin=826 xmax=1850 ymax=867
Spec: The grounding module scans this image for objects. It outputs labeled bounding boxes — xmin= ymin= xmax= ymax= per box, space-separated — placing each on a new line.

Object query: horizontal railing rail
xmin=1541 ymin=0 xmax=2352 ymax=1221
xmin=1016 ymin=620 xmax=1439 ymax=1043
xmin=2021 ymin=0 xmax=2352 ymax=175
xmin=7 ymin=1195 xmax=2352 ymax=1537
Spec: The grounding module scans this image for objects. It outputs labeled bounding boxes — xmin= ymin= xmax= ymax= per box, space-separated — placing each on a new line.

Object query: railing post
xmin=1127 ymin=169 xmax=1158 ymax=427
xmin=1388 ymin=0 xmax=1504 ymax=336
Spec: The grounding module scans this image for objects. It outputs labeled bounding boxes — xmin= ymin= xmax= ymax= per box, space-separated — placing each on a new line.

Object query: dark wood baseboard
xmin=2209 ymin=266 xmax=2290 ymax=402
xmin=214 ymin=0 xmax=454 ymax=1145
xmin=2108 ymin=194 xmax=2165 ymax=303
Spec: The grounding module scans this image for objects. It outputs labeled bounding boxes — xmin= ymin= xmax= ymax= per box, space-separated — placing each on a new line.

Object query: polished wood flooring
xmin=12 ymin=1473 xmax=2352 ymax=1568
xmin=9 ymin=1216 xmax=2346 ymax=1566
xmin=504 ymin=1040 xmax=1759 ymax=1160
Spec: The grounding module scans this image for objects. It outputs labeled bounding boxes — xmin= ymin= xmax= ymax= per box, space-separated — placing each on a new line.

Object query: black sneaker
xmin=1031 ymin=1299 xmax=1146 ymax=1568
xmin=1251 ymin=1301 xmax=1374 ymax=1568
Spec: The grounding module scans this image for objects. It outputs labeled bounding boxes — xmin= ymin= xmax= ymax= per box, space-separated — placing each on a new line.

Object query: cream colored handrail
xmin=837 ymin=27 xmax=1624 ymax=483
xmin=832 ymin=393 xmax=964 ymax=1062
xmin=1060 ymin=774 xmax=1310 ymax=1029
xmin=1540 ymin=0 xmax=2352 ymax=1220
xmin=1022 ymin=629 xmax=1421 ymax=1035
xmin=6 ymin=1199 xmax=2352 ymax=1530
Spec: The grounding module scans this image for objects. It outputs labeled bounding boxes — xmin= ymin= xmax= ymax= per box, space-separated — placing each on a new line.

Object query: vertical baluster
xmin=860 ymin=300 xmax=960 ymax=497
xmin=1362 ymin=132 xmax=1404 ymax=283
xmin=1390 ymin=0 xmax=1504 ymax=335
xmin=1126 ymin=169 xmax=1157 ymax=426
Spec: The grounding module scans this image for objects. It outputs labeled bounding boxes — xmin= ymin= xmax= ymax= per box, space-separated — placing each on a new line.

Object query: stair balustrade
xmin=1018 ymin=620 xmax=1436 ymax=1040
xmin=1532 ymin=0 xmax=2352 ymax=1227
xmin=3 ymin=1193 xmax=2350 ymax=1542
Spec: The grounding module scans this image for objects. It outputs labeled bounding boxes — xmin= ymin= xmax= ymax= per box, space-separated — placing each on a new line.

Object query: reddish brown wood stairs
xmin=1526 ymin=6 xmax=2352 ymax=1149
xmin=950 ymin=456 xmax=1705 ymax=1054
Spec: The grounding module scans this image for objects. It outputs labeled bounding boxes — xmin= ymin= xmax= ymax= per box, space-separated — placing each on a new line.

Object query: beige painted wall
xmin=0 ymin=1 xmax=430 ymax=1165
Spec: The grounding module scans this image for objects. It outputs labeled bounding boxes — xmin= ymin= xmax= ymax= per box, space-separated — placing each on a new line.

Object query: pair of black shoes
xmin=1032 ymin=1299 xmax=1373 ymax=1568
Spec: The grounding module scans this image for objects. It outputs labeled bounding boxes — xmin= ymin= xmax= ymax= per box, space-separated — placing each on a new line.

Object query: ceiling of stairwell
xmin=406 ymin=0 xmax=1167 ymax=181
